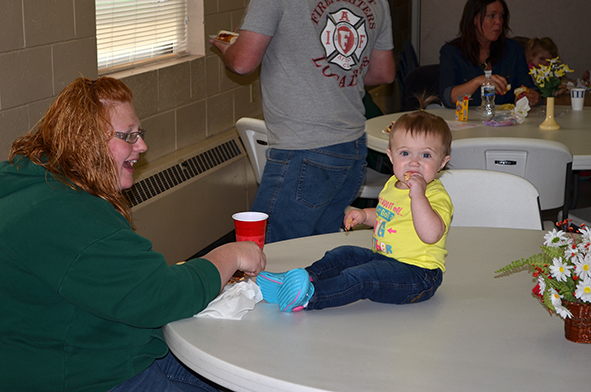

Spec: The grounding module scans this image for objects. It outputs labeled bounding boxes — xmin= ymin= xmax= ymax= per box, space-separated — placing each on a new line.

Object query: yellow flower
xmin=528 ymin=57 xmax=573 ymax=98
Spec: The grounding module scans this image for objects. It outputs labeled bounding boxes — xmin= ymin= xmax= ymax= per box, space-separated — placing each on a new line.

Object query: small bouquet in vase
xmin=529 ymin=57 xmax=573 ymax=98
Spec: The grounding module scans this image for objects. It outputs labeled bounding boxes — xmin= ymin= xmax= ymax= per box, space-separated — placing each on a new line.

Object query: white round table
xmin=164 ymin=228 xmax=590 ymax=392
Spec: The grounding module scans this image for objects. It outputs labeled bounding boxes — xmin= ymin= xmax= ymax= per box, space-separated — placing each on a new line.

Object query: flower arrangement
xmin=495 ymin=223 xmax=591 ymax=320
xmin=529 ymin=57 xmax=573 ymax=98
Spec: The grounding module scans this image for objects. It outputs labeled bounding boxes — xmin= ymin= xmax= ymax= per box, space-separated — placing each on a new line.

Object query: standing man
xmin=211 ymin=1 xmax=395 ymax=243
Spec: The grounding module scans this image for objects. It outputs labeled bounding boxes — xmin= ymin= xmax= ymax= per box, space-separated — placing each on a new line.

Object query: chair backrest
xmin=236 ymin=117 xmax=389 ymax=201
xmin=402 ymin=40 xmax=419 ymax=73
xmin=401 ymin=64 xmax=441 ymax=111
xmin=236 ymin=117 xmax=269 ymax=184
xmin=438 ymin=169 xmax=542 ymax=230
xmin=395 ymin=40 xmax=419 ymax=92
xmin=448 ymin=138 xmax=572 ymax=211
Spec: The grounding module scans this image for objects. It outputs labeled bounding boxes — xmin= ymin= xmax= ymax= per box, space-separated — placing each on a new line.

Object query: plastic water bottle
xmin=480 ymin=70 xmax=495 ymax=119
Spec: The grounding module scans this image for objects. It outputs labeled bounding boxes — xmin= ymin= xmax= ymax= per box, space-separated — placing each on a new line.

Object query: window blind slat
xmin=96 ymin=0 xmax=187 ymax=70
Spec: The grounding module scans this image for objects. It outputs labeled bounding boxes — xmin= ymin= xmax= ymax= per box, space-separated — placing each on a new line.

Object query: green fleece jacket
xmin=0 ymin=157 xmax=221 ymax=391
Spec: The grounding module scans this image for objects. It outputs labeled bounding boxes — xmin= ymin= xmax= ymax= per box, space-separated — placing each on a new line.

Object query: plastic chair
xmin=235 ymin=117 xmax=389 ymax=199
xmin=235 ymin=118 xmax=269 ymax=185
xmin=438 ymin=169 xmax=543 ymax=230
xmin=448 ymin=138 xmax=573 ymax=214
xmin=395 ymin=40 xmax=419 ymax=94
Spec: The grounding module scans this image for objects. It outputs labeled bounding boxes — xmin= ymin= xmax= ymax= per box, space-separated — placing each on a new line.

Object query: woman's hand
xmin=524 ymin=89 xmax=541 ymax=106
xmin=203 ymin=242 xmax=266 ymax=289
xmin=232 ymin=242 xmax=267 ymax=277
xmin=489 ymin=74 xmax=508 ymax=95
xmin=450 ymin=73 xmax=508 ymax=104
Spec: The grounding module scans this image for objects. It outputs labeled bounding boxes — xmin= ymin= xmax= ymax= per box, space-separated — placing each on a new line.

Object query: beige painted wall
xmin=0 ymin=0 xmax=263 ymax=167
xmin=420 ymin=0 xmax=591 ymax=81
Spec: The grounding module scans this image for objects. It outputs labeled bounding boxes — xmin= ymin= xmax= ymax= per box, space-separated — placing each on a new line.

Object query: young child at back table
xmin=525 ymin=37 xmax=590 ymax=92
xmin=256 ymin=110 xmax=454 ymax=311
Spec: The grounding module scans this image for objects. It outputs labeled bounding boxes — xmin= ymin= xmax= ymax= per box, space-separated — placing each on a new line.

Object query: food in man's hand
xmin=213 ymin=30 xmax=239 ymax=44
xmin=514 ymin=86 xmax=530 ymax=100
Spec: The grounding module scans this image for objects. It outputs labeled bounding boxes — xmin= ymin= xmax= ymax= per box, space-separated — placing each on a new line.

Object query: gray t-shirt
xmin=241 ymin=0 xmax=393 ymax=150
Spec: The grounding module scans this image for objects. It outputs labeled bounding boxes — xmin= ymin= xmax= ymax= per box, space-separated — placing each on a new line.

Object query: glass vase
xmin=539 ymin=97 xmax=560 ymax=130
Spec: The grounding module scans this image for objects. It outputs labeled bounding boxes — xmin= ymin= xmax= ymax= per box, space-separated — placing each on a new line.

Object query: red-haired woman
xmin=0 ymin=77 xmax=266 ymax=391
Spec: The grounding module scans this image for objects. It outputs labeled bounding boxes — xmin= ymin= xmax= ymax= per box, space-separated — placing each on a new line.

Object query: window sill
xmin=99 ymin=54 xmax=204 ymax=79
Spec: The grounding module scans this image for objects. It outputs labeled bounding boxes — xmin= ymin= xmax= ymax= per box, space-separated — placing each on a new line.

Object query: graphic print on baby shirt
xmin=319 ymin=8 xmax=368 ymax=71
xmin=373 ymin=200 xmax=403 ymax=255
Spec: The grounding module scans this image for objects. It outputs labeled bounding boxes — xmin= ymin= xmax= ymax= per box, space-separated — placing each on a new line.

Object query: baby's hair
xmin=525 ymin=37 xmax=558 ymax=63
xmin=389 ymin=96 xmax=452 ymax=156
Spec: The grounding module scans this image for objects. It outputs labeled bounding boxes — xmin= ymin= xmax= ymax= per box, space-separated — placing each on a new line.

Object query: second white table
xmin=365 ymin=106 xmax=591 ymax=170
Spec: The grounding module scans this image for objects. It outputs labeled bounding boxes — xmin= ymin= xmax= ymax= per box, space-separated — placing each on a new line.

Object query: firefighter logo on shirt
xmin=320 ymin=8 xmax=368 ymax=71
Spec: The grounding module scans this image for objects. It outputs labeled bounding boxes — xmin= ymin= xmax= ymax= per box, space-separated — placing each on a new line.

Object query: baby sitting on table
xmin=256 ymin=109 xmax=453 ymax=311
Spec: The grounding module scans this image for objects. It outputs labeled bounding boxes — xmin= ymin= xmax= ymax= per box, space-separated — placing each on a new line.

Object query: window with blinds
xmin=96 ymin=0 xmax=188 ymax=72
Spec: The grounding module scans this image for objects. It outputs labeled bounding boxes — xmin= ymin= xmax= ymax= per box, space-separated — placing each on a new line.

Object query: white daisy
xmin=578 ymin=226 xmax=591 ymax=243
xmin=574 ymin=277 xmax=591 ymax=303
xmin=537 ymin=276 xmax=546 ymax=294
xmin=549 ymin=287 xmax=562 ymax=307
xmin=573 ymin=254 xmax=591 ymax=280
xmin=564 ymin=242 xmax=580 ymax=261
xmin=543 ymin=229 xmax=570 ymax=247
xmin=549 ymin=257 xmax=574 ymax=282
xmin=555 ymin=304 xmax=573 ymax=319
xmin=577 ymin=240 xmax=591 ymax=255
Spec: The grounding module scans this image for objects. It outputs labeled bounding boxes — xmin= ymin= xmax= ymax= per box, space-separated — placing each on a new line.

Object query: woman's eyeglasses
xmin=114 ymin=129 xmax=146 ymax=144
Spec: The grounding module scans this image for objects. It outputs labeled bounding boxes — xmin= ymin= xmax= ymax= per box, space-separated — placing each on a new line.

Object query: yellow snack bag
xmin=455 ymin=94 xmax=469 ymax=121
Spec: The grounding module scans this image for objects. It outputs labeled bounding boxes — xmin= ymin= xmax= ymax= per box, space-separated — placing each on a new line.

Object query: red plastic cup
xmin=232 ymin=212 xmax=268 ymax=249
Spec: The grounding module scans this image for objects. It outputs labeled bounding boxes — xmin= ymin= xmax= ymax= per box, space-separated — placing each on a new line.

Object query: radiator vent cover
xmin=123 ymin=139 xmax=242 ymax=207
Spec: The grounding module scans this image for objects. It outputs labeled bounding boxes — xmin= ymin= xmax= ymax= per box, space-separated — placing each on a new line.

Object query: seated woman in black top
xmin=439 ymin=0 xmax=541 ymax=108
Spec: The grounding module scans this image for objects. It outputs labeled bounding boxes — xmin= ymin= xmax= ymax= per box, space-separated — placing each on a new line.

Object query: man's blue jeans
xmin=252 ymin=135 xmax=367 ymax=243
xmin=110 ymin=352 xmax=219 ymax=392
xmin=305 ymin=246 xmax=443 ymax=310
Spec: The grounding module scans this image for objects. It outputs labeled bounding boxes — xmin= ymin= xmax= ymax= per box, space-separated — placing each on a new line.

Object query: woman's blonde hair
xmin=9 ymin=76 xmax=135 ymax=223
xmin=525 ymin=37 xmax=558 ymax=64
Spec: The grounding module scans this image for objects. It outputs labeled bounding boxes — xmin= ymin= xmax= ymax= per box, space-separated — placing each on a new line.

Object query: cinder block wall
xmin=0 ymin=0 xmax=263 ymax=167
xmin=0 ymin=0 xmax=98 ymax=160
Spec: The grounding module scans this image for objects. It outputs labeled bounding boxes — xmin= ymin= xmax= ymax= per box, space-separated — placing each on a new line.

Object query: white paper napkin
xmin=512 ymin=96 xmax=531 ymax=123
xmin=195 ymin=279 xmax=263 ymax=320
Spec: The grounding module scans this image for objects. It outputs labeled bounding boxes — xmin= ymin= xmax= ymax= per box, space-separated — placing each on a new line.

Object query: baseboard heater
xmin=122 ymin=131 xmax=249 ymax=264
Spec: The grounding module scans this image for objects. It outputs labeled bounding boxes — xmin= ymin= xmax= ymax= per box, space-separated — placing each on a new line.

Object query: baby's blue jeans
xmin=305 ymin=246 xmax=443 ymax=310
